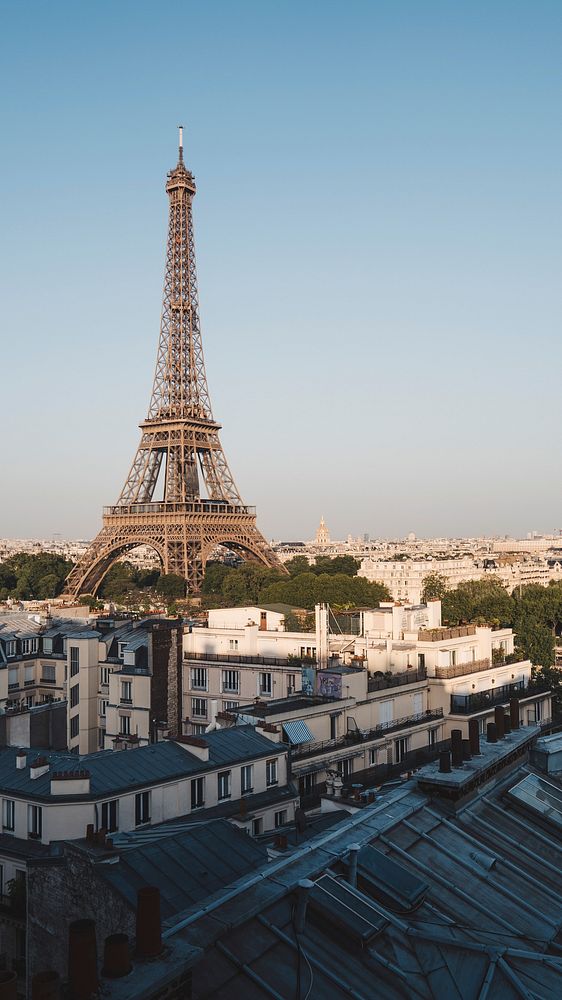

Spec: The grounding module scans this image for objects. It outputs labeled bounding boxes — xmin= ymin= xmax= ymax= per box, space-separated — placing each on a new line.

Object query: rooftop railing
xmin=291 ymin=708 xmax=444 ymax=761
xmin=184 ymin=650 xmax=316 ymax=668
xmin=367 ymin=666 xmax=427 ymax=692
xmin=434 ymin=657 xmax=491 ymax=679
xmin=450 ymin=682 xmax=549 ymax=715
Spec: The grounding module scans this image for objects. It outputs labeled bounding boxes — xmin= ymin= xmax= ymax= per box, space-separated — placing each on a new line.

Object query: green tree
xmin=285 ymin=556 xmax=311 ymax=577
xmin=421 ymin=572 xmax=448 ymax=603
xmin=156 ymin=574 xmax=187 ymax=599
xmin=313 ymin=555 xmax=360 ymax=576
xmin=0 ymin=553 xmax=73 ymax=600
xmin=201 ymin=562 xmax=233 ymax=594
xmin=442 ymin=578 xmax=513 ymax=627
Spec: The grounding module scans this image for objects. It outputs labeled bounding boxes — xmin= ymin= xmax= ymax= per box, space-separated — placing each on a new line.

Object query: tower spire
xmin=178 ymin=124 xmax=184 ymax=164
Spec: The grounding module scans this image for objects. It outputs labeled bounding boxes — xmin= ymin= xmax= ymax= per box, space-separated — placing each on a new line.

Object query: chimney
xmin=0 ymin=970 xmax=17 ymax=1000
xmin=31 ymin=970 xmax=60 ymax=1000
xmin=30 ymin=756 xmax=50 ymax=780
xmin=174 ymin=735 xmax=209 ymax=761
xmin=503 ymin=713 xmax=511 ymax=735
xmin=462 ymin=739 xmax=472 ymax=761
xmin=494 ymin=706 xmax=505 ymax=739
xmin=347 ymin=844 xmax=360 ymax=888
xmin=16 ymin=751 xmax=26 ymax=770
xmin=256 ymin=722 xmax=282 ymax=743
xmin=136 ymin=886 xmax=163 ymax=958
xmin=68 ymin=919 xmax=98 ymax=1000
xmin=487 ymin=722 xmax=498 ymax=744
xmin=295 ymin=879 xmax=315 ymax=934
xmin=102 ymin=933 xmax=131 ymax=978
xmin=450 ymin=729 xmax=463 ymax=767
xmin=468 ymin=718 xmax=480 ymax=756
xmin=510 ymin=697 xmax=520 ymax=730
xmin=439 ymin=750 xmax=451 ymax=773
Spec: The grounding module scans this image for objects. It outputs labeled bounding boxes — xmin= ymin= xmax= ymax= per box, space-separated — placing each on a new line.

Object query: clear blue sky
xmin=1 ymin=0 xmax=562 ymax=542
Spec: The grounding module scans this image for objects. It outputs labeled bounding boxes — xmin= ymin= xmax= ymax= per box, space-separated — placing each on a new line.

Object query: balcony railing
xmin=368 ymin=666 xmax=427 ymax=692
xmin=104 ymin=501 xmax=255 ymax=517
xmin=185 ymin=650 xmax=315 ymax=667
xmin=290 ymin=708 xmax=444 ymax=761
xmin=450 ymin=682 xmax=549 ymax=715
xmin=434 ymin=658 xmax=492 ymax=679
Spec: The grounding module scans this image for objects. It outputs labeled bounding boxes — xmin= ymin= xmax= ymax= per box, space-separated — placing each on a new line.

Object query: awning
xmin=283 ymin=720 xmax=314 ymax=745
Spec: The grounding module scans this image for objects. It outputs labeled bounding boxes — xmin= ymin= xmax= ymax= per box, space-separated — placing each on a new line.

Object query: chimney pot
xmin=31 ymin=970 xmax=60 ymax=1000
xmin=0 ymin=970 xmax=17 ymax=1000
xmin=295 ymin=879 xmax=315 ymax=934
xmin=503 ymin=713 xmax=511 ymax=735
xmin=510 ymin=697 xmax=520 ymax=729
xmin=136 ymin=886 xmax=163 ymax=958
xmin=468 ymin=718 xmax=480 ymax=755
xmin=487 ymin=722 xmax=498 ymax=744
xmin=439 ymin=750 xmax=452 ymax=773
xmin=494 ymin=705 xmax=505 ymax=739
xmin=102 ymin=933 xmax=131 ymax=979
xmin=68 ymin=919 xmax=98 ymax=1000
xmin=451 ymin=729 xmax=463 ymax=767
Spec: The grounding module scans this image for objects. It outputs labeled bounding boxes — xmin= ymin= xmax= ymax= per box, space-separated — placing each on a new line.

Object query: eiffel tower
xmin=66 ymin=129 xmax=285 ymax=597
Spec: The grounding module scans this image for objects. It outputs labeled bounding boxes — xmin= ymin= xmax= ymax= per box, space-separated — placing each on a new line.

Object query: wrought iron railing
xmin=450 ymin=682 xmax=549 ymax=714
xmin=367 ymin=667 xmax=426 ymax=692
xmin=184 ymin=650 xmax=314 ymax=667
xmin=104 ymin=501 xmax=255 ymax=517
xmin=291 ymin=709 xmax=444 ymax=761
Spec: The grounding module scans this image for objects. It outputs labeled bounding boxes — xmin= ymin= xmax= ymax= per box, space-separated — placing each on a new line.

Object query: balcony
xmin=104 ymin=500 xmax=255 ymax=517
xmin=185 ymin=650 xmax=316 ymax=667
xmin=39 ymin=677 xmax=56 ymax=685
xmin=368 ymin=666 xmax=427 ymax=692
xmin=120 ymin=698 xmax=133 ymax=705
xmin=450 ymin=681 xmax=549 ymax=715
xmin=290 ymin=708 xmax=444 ymax=761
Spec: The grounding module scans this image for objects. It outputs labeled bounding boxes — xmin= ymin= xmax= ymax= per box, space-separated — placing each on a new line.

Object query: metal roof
xmin=99 ymin=819 xmax=268 ymax=919
xmin=0 ymin=727 xmax=285 ymax=801
xmin=282 ymin=720 xmax=314 ymax=745
xmin=166 ymin=748 xmax=562 ymax=999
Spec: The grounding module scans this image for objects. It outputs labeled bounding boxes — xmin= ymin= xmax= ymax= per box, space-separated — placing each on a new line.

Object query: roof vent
xmin=16 ymin=751 xmax=27 ymax=770
xmin=357 ymin=844 xmax=429 ymax=912
xmin=469 ymin=850 xmax=497 ymax=871
xmin=308 ymin=873 xmax=388 ymax=946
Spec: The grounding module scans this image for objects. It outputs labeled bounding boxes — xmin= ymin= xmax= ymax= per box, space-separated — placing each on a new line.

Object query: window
xmin=28 ymin=805 xmax=42 ymax=839
xmin=70 ymin=646 xmax=80 ymax=676
xmin=6 ymin=640 xmax=16 ymax=658
xmin=241 ymin=764 xmax=253 ymax=795
xmin=41 ymin=663 xmax=56 ymax=683
xmin=191 ymin=667 xmax=208 ymax=691
xmin=224 ymin=700 xmax=239 ymax=711
xmin=229 ymin=639 xmax=239 ymax=651
xmin=418 ymin=653 xmax=425 ymax=670
xmin=287 ymin=673 xmax=297 ymax=695
xmin=3 ymin=799 xmax=15 ymax=832
xmin=217 ymin=771 xmax=231 ymax=800
xmin=70 ymin=715 xmax=79 ymax=739
xmin=8 ymin=667 xmax=18 ymax=689
xmin=25 ymin=695 xmax=34 ymax=709
xmin=99 ymin=700 xmax=108 ymax=718
xmin=118 ymin=642 xmax=128 ymax=660
xmin=119 ymin=715 xmax=131 ymax=736
xmin=0 ymin=864 xmax=3 ymax=896
xmin=260 ymin=672 xmax=272 ymax=696
xmin=98 ymin=728 xmax=106 ymax=749
xmin=337 ymin=758 xmax=353 ymax=779
xmin=101 ymin=800 xmax=118 ymax=832
xmin=24 ymin=664 xmax=34 ymax=684
xmin=100 ymin=666 xmax=110 ymax=687
xmin=191 ymin=698 xmax=207 ymax=719
xmin=252 ymin=818 xmax=263 ymax=836
xmin=266 ymin=759 xmax=278 ymax=787
xmin=121 ymin=681 xmax=132 ymax=704
xmin=222 ymin=669 xmax=239 ymax=693
xmin=395 ymin=737 xmax=409 ymax=763
xmin=135 ymin=791 xmax=151 ymax=826
xmin=70 ymin=684 xmax=79 ymax=708
xmin=191 ymin=777 xmax=205 ymax=809
xmin=42 ymin=637 xmax=53 ymax=654
xmin=428 ymin=728 xmax=438 ymax=747
xmin=275 ymin=810 xmax=287 ymax=828
xmin=21 ymin=638 xmax=38 ymax=655
xmin=368 ymin=747 xmax=378 ymax=766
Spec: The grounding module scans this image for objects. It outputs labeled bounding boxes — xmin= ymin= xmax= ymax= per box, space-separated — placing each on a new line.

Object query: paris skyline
xmin=2 ymin=1 xmax=562 ymax=542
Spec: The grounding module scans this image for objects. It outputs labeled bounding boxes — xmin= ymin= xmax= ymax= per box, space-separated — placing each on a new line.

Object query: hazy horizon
xmin=2 ymin=1 xmax=562 ymax=542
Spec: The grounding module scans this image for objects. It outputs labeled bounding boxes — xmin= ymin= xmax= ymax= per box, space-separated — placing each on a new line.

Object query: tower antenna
xmin=178 ymin=124 xmax=184 ymax=163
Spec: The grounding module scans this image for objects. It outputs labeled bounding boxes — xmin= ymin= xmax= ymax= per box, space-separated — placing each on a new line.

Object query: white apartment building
xmin=0 ymin=727 xmax=294 ymax=847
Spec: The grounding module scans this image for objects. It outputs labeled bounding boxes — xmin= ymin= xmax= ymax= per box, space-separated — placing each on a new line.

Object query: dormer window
xmin=118 ymin=642 xmax=128 ymax=660
xmin=21 ymin=638 xmax=38 ymax=655
xmin=6 ymin=640 xmax=16 ymax=658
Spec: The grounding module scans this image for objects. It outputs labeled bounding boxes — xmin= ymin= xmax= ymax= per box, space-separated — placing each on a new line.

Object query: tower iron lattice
xmin=66 ymin=129 xmax=285 ymax=597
